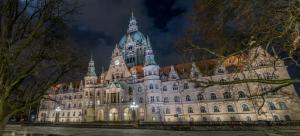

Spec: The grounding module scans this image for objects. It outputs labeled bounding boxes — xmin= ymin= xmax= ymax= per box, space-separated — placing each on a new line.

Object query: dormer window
xmin=173 ymin=84 xmax=178 ymax=90
xmin=218 ymin=69 xmax=224 ymax=73
xmin=220 ymin=79 xmax=226 ymax=82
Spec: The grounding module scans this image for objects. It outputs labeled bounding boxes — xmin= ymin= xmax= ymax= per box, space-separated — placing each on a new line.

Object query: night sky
xmin=70 ymin=0 xmax=195 ymax=73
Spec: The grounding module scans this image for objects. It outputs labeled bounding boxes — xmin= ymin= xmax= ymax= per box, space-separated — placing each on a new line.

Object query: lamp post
xmin=130 ymin=102 xmax=138 ymax=122
xmin=55 ymin=106 xmax=61 ymax=123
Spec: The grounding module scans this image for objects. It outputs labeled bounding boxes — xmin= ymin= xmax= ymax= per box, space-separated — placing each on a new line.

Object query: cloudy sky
xmin=69 ymin=0 xmax=195 ymax=73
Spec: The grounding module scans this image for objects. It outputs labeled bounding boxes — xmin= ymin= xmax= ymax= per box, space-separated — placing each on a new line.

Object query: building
xmin=38 ymin=13 xmax=300 ymax=123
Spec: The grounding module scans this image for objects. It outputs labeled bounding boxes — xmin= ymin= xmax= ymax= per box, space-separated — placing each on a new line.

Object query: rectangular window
xmin=150 ymin=96 xmax=155 ymax=102
xmin=184 ymin=83 xmax=189 ymax=89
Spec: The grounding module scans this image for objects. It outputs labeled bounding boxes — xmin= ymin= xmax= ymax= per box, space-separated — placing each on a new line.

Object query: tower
xmin=143 ymin=36 xmax=162 ymax=122
xmin=118 ymin=12 xmax=147 ymax=67
xmin=85 ymin=55 xmax=97 ymax=84
xmin=83 ymin=55 xmax=97 ymax=122
xmin=104 ymin=44 xmax=131 ymax=81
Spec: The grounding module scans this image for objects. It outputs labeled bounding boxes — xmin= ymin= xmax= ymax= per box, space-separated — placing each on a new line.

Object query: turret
xmin=144 ymin=36 xmax=156 ymax=66
xmin=86 ymin=55 xmax=96 ymax=77
xmin=127 ymin=12 xmax=138 ymax=33
xmin=85 ymin=55 xmax=97 ymax=85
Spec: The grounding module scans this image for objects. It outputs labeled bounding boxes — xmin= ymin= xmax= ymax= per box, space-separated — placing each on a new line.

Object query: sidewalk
xmin=4 ymin=124 xmax=300 ymax=136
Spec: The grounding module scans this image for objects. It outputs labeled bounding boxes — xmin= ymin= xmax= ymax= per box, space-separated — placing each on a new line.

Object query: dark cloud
xmin=70 ymin=0 xmax=195 ymax=72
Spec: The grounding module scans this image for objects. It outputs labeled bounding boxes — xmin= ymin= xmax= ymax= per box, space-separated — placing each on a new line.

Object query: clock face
xmin=114 ymin=59 xmax=120 ymax=65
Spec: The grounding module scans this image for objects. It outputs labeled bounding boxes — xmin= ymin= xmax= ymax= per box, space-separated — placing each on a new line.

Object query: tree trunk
xmin=0 ymin=116 xmax=9 ymax=136
xmin=0 ymin=122 xmax=5 ymax=136
xmin=0 ymin=100 xmax=8 ymax=136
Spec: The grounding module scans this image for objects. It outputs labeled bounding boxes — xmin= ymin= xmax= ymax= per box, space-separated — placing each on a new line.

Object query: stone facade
xmin=38 ymin=13 xmax=300 ymax=123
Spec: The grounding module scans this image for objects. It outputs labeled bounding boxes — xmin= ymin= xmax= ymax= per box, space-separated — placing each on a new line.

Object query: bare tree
xmin=0 ymin=0 xmax=80 ymax=134
xmin=177 ymin=0 xmax=300 ymax=114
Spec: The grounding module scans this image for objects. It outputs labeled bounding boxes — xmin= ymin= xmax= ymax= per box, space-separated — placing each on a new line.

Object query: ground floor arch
xmin=97 ymin=109 xmax=104 ymax=121
xmin=123 ymin=108 xmax=131 ymax=121
xmin=109 ymin=108 xmax=118 ymax=121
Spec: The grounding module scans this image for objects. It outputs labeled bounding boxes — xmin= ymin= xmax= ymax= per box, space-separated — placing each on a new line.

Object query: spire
xmin=144 ymin=36 xmax=156 ymax=66
xmin=127 ymin=12 xmax=138 ymax=33
xmin=101 ymin=66 xmax=104 ymax=74
xmin=86 ymin=54 xmax=96 ymax=76
xmin=79 ymin=80 xmax=83 ymax=89
xmin=146 ymin=35 xmax=152 ymax=49
xmin=69 ymin=82 xmax=73 ymax=89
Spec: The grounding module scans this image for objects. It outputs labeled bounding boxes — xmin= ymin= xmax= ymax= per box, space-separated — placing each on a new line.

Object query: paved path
xmin=4 ymin=125 xmax=300 ymax=136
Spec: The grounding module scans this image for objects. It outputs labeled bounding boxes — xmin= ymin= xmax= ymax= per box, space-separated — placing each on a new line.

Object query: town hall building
xmin=38 ymin=13 xmax=300 ymax=123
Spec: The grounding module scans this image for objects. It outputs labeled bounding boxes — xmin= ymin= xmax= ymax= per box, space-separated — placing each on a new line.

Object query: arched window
xmin=227 ymin=105 xmax=235 ymax=112
xmin=279 ymin=102 xmax=288 ymax=110
xmin=218 ymin=69 xmax=224 ymax=73
xmin=268 ymin=102 xmax=276 ymax=110
xmin=163 ymin=97 xmax=169 ymax=103
xmin=234 ymin=77 xmax=240 ymax=81
xmin=213 ymin=106 xmax=220 ymax=112
xmin=197 ymin=94 xmax=204 ymax=100
xmin=186 ymin=95 xmax=191 ymax=101
xmin=174 ymin=96 xmax=180 ymax=102
xmin=238 ymin=91 xmax=246 ymax=98
xmin=200 ymin=106 xmax=206 ymax=113
xmin=165 ymin=108 xmax=170 ymax=114
xmin=284 ymin=115 xmax=291 ymax=121
xmin=223 ymin=92 xmax=232 ymax=99
xmin=246 ymin=116 xmax=251 ymax=122
xmin=176 ymin=107 xmax=182 ymax=114
xmin=242 ymin=104 xmax=250 ymax=111
xmin=151 ymin=107 xmax=156 ymax=113
xmin=173 ymin=84 xmax=178 ymax=90
xmin=211 ymin=93 xmax=217 ymax=100
xmin=163 ymin=86 xmax=167 ymax=91
xmin=149 ymin=84 xmax=153 ymax=90
xmin=188 ymin=107 xmax=193 ymax=113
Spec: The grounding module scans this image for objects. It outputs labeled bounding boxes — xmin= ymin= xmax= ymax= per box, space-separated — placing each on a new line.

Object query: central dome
xmin=118 ymin=31 xmax=146 ymax=49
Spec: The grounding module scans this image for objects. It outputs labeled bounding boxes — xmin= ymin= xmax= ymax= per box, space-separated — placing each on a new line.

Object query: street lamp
xmin=130 ymin=102 xmax=138 ymax=121
xmin=55 ymin=106 xmax=61 ymax=123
